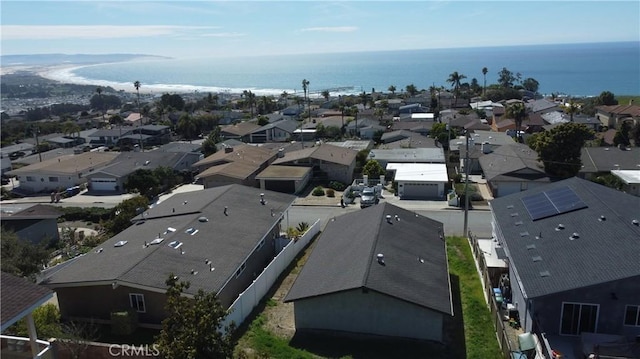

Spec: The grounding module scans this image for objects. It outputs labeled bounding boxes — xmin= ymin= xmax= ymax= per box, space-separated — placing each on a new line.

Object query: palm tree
xmin=359 ymin=91 xmax=368 ymax=109
xmin=405 ymin=84 xmax=418 ymax=97
xmin=388 ymin=85 xmax=396 ymax=97
xmin=506 ymin=102 xmax=526 ymax=141
xmin=482 ymin=67 xmax=488 ymax=96
xmin=321 ymin=90 xmax=330 ymax=101
xmin=302 ymin=79 xmax=310 ymax=121
xmin=447 ymin=71 xmax=467 ymax=108
xmin=566 ymin=99 xmax=579 ymax=122
xmin=242 ymin=90 xmax=256 ymax=117
xmin=133 ymin=80 xmax=141 ymax=124
xmin=350 ymin=105 xmax=359 ymax=138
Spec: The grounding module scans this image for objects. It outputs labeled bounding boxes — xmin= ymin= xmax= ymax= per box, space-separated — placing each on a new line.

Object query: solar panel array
xmin=521 ymin=186 xmax=588 ymax=221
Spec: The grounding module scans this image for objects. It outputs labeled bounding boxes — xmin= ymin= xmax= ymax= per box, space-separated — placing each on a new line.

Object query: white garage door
xmin=90 ymin=178 xmax=117 ymax=191
xmin=401 ymin=182 xmax=439 ymax=199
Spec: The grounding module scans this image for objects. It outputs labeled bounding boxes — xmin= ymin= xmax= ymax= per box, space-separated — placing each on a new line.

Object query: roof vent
xmin=515 ymin=220 xmax=523 ymax=226
xmin=376 ymin=253 xmax=385 ymax=265
xmin=168 ymin=240 xmax=183 ymax=249
xmin=540 ymin=270 xmax=551 ymax=277
xmin=394 ymin=214 xmax=400 ymax=221
xmin=191 ymin=269 xmax=198 ymax=275
xmin=598 ymin=215 xmax=606 ymax=222
xmin=260 ymin=193 xmax=266 ymax=205
xmin=633 ymin=219 xmax=639 ymax=226
xmin=150 ymin=237 xmax=164 ymax=245
xmin=555 ymin=224 xmax=565 ymax=231
xmin=570 ymin=232 xmax=580 ymax=240
xmin=114 ymin=240 xmax=128 ymax=247
xmin=95 ymin=247 xmax=104 ymax=253
xmin=510 ymin=212 xmax=519 ymax=217
xmin=526 ymin=244 xmax=536 ymax=250
xmin=198 ymin=216 xmax=209 ymax=222
xmin=532 ymin=256 xmax=542 ymax=262
xmin=385 ymin=215 xmax=392 ymax=224
xmin=520 ymin=231 xmax=529 ymax=237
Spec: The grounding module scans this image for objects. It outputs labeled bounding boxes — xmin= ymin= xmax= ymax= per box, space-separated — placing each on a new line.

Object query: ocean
xmin=50 ymin=41 xmax=639 ymax=97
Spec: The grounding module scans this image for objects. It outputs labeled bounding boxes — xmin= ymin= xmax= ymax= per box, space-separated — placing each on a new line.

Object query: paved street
xmin=1 ymin=183 xmax=493 ymax=237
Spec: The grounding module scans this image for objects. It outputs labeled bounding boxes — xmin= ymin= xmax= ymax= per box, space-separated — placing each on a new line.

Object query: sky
xmin=1 ymin=1 xmax=639 ymax=59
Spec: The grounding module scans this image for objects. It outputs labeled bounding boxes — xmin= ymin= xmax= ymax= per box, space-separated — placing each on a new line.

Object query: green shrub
xmin=312 ymin=186 xmax=325 ymax=196
xmin=328 ymin=181 xmax=346 ymax=191
xmin=326 ymin=188 xmax=335 ymax=197
xmin=111 ymin=310 xmax=138 ymax=335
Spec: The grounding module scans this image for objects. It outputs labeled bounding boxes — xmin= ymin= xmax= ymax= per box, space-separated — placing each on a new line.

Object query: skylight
xmin=114 ymin=240 xmax=128 ymax=247
xmin=168 ymin=241 xmax=183 ymax=249
xmin=149 ymin=238 xmax=164 ymax=245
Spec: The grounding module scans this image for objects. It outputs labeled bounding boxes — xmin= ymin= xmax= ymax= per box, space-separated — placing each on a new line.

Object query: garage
xmin=401 ymin=182 xmax=440 ymax=199
xmin=386 ymin=162 xmax=449 ymax=200
xmin=90 ymin=178 xmax=117 ymax=192
xmin=264 ymin=179 xmax=296 ymax=194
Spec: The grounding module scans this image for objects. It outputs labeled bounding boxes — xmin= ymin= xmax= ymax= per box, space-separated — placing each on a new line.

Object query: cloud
xmin=300 ymin=26 xmax=358 ymax=33
xmin=1 ymin=25 xmax=219 ymax=40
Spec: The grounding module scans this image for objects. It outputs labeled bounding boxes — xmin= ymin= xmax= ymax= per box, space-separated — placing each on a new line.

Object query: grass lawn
xmin=235 ymin=236 xmax=502 ymax=359
xmin=447 ymin=236 xmax=502 ymax=359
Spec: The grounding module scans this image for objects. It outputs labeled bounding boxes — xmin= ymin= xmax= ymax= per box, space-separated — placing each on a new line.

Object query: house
xmin=478 ymin=143 xmax=551 ymax=197
xmin=611 ymin=170 xmax=640 ymax=197
xmin=220 ymin=121 xmax=262 ymax=142
xmin=89 ymin=127 xmax=122 ymax=147
xmin=579 ymin=147 xmax=640 ymax=180
xmin=193 ymin=144 xmax=276 ymax=189
xmin=272 ymin=144 xmax=357 ymax=185
xmin=595 ymin=104 xmax=640 ymax=130
xmin=368 ymin=148 xmax=445 ymax=168
xmin=285 ymin=202 xmax=452 ymax=342
xmin=7 ymin=151 xmax=119 ymax=194
xmin=84 ymin=151 xmax=189 ymax=193
xmin=119 ymin=125 xmax=171 ymax=147
xmin=0 ymin=204 xmax=62 ymax=245
xmin=525 ymin=98 xmax=559 ymax=115
xmin=453 ymin=131 xmax=516 ymax=174
xmin=1 ymin=272 xmax=55 ymax=357
xmin=386 ymin=162 xmax=449 ymax=199
xmin=42 ymin=185 xmax=296 ymax=327
xmin=249 ymin=119 xmax=298 ymax=143
xmin=489 ymin=177 xmax=640 ymax=339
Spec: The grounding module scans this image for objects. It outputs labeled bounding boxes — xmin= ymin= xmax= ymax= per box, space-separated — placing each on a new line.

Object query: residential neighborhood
xmin=2 ymin=70 xmax=640 ymax=359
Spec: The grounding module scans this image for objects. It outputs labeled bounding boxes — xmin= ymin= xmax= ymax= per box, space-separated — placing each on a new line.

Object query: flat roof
xmin=386 ymin=162 xmax=449 ymax=182
xmin=611 ymin=170 xmax=640 ymax=184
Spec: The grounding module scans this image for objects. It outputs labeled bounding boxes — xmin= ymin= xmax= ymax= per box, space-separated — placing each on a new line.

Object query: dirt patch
xmin=260 ymin=239 xmax=318 ymax=340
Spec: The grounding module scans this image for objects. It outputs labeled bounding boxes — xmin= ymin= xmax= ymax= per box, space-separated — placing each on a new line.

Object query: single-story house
xmin=368 ymin=148 xmax=445 ymax=168
xmin=386 ymin=162 xmax=449 ymax=199
xmin=525 ymin=98 xmax=560 ymax=115
xmin=42 ymin=185 xmax=296 ymax=328
xmin=579 ymin=147 xmax=640 ymax=180
xmin=285 ymin=202 xmax=452 ymax=342
xmin=478 ymin=143 xmax=551 ymax=198
xmin=272 ymin=144 xmax=357 ymax=185
xmin=611 ymin=170 xmax=640 ymax=197
xmin=220 ymin=121 xmax=262 ymax=142
xmin=7 ymin=151 xmax=119 ymax=194
xmin=489 ymin=177 xmax=640 ymax=339
xmin=0 ymin=204 xmax=62 ymax=245
xmin=84 ymin=151 xmax=189 ymax=193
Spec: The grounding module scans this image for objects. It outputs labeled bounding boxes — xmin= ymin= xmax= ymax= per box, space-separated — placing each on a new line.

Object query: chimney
xmin=277 ymin=148 xmax=285 ymax=158
xmin=225 ymin=146 xmax=233 ymax=153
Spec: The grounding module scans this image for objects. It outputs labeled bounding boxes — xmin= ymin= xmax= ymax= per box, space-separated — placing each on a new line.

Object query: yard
xmin=233 ymin=236 xmax=502 ymax=359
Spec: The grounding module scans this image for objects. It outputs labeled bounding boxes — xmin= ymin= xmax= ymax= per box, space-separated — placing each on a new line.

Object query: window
xmin=235 ymin=262 xmax=246 ymax=278
xmin=560 ymin=302 xmax=598 ymax=335
xmin=624 ymin=305 xmax=640 ymax=326
xmin=49 ymin=177 xmax=58 ymax=182
xmin=26 ymin=176 xmax=35 ymax=182
xmin=129 ymin=293 xmax=146 ymax=313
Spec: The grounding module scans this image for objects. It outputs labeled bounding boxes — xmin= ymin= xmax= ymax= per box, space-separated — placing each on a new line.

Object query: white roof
xmin=611 ymin=170 xmax=640 ymax=184
xmin=411 ymin=113 xmax=434 ymax=120
xmin=386 ymin=162 xmax=449 ymax=182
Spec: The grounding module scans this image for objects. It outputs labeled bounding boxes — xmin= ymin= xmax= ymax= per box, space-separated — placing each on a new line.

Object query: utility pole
xmin=34 ymin=125 xmax=42 ymax=162
xmin=463 ymin=130 xmax=470 ymax=237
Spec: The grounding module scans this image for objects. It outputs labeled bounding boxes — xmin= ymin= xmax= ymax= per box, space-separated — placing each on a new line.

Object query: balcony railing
xmin=1 ymin=335 xmax=53 ymax=359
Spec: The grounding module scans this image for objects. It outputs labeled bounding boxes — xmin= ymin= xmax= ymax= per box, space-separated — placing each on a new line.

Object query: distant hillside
xmin=1 ymin=53 xmax=171 ymax=66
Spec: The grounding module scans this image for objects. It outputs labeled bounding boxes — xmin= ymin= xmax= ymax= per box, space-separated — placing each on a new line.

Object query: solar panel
xmin=521 ymin=186 xmax=588 ymax=221
xmin=545 ymin=186 xmax=588 ymax=214
xmin=522 ymin=193 xmax=557 ymax=220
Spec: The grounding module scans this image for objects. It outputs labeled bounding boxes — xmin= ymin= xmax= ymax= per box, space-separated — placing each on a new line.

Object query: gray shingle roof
xmin=1 ymin=272 xmax=54 ymax=331
xmin=490 ymin=177 xmax=640 ymax=299
xmin=285 ymin=202 xmax=452 ymax=315
xmin=580 ymin=147 xmax=640 ymax=174
xmin=478 ymin=143 xmax=549 ymax=182
xmin=88 ymin=151 xmax=184 ymax=177
xmin=42 ymin=185 xmax=296 ymax=296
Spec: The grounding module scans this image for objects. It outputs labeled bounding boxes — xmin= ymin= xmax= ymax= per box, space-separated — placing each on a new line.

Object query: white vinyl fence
xmin=222 ymin=219 xmax=321 ymax=329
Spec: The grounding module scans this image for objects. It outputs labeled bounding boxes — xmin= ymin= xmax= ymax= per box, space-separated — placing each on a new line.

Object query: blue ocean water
xmin=64 ymin=42 xmax=639 ymax=97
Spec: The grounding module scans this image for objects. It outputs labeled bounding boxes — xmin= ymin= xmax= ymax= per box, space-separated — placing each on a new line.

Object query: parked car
xmin=360 ymin=187 xmax=379 ymax=208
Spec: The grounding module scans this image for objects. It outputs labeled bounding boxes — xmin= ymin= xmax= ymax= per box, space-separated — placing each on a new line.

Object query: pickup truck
xmin=360 ymin=187 xmax=379 ymax=208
